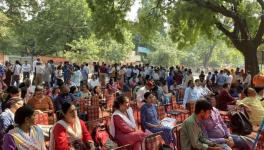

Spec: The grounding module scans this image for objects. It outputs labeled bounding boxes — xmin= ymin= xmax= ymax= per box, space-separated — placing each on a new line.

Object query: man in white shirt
xmin=88 ymin=74 xmax=100 ymax=89
xmin=32 ymin=58 xmax=40 ymax=74
xmin=11 ymin=60 xmax=22 ymax=87
xmin=22 ymin=60 xmax=31 ymax=80
xmin=125 ymin=66 xmax=132 ymax=82
xmin=243 ymin=71 xmax=252 ymax=88
xmin=153 ymin=69 xmax=160 ymax=81
xmin=136 ymin=80 xmax=155 ymax=108
xmin=226 ymin=71 xmax=233 ymax=85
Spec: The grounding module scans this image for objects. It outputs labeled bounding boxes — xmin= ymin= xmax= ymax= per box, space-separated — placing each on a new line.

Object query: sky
xmin=126 ymin=0 xmax=141 ymax=22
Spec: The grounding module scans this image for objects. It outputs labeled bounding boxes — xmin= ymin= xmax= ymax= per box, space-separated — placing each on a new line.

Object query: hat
xmin=146 ymin=80 xmax=155 ymax=88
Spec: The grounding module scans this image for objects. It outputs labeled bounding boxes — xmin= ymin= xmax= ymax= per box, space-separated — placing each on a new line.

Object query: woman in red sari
xmin=109 ymin=96 xmax=147 ymax=150
xmin=49 ymin=102 xmax=95 ymax=150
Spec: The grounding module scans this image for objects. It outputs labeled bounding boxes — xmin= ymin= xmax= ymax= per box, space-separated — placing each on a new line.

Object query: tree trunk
xmin=203 ymin=44 xmax=215 ymax=68
xmin=241 ymin=47 xmax=259 ymax=76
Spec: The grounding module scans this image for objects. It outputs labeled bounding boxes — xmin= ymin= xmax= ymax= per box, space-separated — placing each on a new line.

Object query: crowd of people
xmin=0 ymin=58 xmax=263 ymax=150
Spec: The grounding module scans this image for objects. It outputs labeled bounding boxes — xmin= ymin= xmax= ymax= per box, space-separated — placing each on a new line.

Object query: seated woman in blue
xmin=140 ymin=92 xmax=173 ymax=146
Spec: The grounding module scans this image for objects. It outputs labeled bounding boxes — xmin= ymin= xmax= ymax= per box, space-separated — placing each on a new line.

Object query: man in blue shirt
xmin=54 ymin=85 xmax=75 ymax=113
xmin=217 ymin=70 xmax=227 ymax=87
xmin=166 ymin=73 xmax=174 ymax=89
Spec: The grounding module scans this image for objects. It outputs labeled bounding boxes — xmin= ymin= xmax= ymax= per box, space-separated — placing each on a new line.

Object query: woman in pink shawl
xmin=109 ymin=96 xmax=147 ymax=150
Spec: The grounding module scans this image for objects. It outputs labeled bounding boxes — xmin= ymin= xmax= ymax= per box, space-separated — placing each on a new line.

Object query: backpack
xmin=92 ymin=124 xmax=118 ymax=150
xmin=229 ymin=111 xmax=253 ymax=135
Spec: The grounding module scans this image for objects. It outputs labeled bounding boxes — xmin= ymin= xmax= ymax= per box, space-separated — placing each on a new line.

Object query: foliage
xmin=65 ymin=29 xmax=134 ymax=63
xmin=146 ymin=32 xmax=244 ymax=68
xmin=0 ymin=12 xmax=10 ymax=39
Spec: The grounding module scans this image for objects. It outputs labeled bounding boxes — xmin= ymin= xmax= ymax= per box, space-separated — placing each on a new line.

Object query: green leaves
xmin=66 ymin=29 xmax=134 ymax=63
xmin=0 ymin=12 xmax=10 ymax=39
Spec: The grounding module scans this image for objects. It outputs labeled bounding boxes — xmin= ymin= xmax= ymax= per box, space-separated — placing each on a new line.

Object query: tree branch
xmin=215 ymin=22 xmax=242 ymax=49
xmin=191 ymin=0 xmax=250 ymax=40
xmin=215 ymin=22 xmax=234 ymax=39
xmin=257 ymin=0 xmax=264 ymax=9
xmin=192 ymin=0 xmax=236 ymax=18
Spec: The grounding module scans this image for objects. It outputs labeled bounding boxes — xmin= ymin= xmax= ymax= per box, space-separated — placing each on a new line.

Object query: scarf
xmin=109 ymin=107 xmax=136 ymax=138
xmin=49 ymin=118 xmax=83 ymax=150
xmin=9 ymin=126 xmax=46 ymax=150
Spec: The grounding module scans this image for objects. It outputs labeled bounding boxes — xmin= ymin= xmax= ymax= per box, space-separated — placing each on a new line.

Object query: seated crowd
xmin=0 ymin=60 xmax=263 ymax=150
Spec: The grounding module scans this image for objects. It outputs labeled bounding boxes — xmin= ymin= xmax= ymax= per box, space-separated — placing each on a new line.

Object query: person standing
xmin=35 ymin=62 xmax=45 ymax=86
xmin=11 ymin=60 xmax=22 ymax=87
xmin=49 ymin=60 xmax=56 ymax=87
xmin=4 ymin=62 xmax=12 ymax=86
xmin=243 ymin=71 xmax=252 ymax=89
xmin=226 ymin=71 xmax=233 ymax=85
xmin=81 ymin=63 xmax=89 ymax=86
xmin=71 ymin=65 xmax=82 ymax=89
xmin=216 ymin=70 xmax=227 ymax=87
xmin=22 ymin=61 xmax=31 ymax=80
xmin=32 ymin=58 xmax=40 ymax=85
xmin=44 ymin=62 xmax=52 ymax=88
xmin=199 ymin=71 xmax=205 ymax=83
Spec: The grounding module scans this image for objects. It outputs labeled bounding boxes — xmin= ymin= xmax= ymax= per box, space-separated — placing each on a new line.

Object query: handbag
xmin=229 ymin=110 xmax=253 ymax=135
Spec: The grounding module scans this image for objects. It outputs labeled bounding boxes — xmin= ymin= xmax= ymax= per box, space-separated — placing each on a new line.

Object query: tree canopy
xmin=0 ymin=0 xmax=263 ymax=74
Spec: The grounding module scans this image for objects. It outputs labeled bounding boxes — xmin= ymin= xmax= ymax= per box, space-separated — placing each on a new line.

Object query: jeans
xmin=218 ymin=143 xmax=232 ymax=150
xmin=231 ymin=134 xmax=251 ymax=150
xmin=23 ymin=72 xmax=30 ymax=80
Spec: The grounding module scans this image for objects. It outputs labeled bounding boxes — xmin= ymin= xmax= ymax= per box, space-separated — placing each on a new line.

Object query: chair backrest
xmin=172 ymin=124 xmax=182 ymax=150
xmin=157 ymin=105 xmax=166 ymax=120
xmin=171 ymin=95 xmax=180 ymax=110
xmin=35 ymin=113 xmax=49 ymax=125
xmin=144 ymin=131 xmax=164 ymax=150
xmin=86 ymin=117 xmax=110 ymax=133
xmin=86 ymin=106 xmax=100 ymax=121
xmin=106 ymin=94 xmax=115 ymax=110
xmin=73 ymin=99 xmax=92 ymax=113
xmin=91 ymin=95 xmax=100 ymax=106
xmin=113 ymin=144 xmax=133 ymax=150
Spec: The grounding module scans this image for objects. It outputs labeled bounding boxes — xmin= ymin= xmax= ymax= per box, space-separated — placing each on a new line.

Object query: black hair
xmin=187 ymin=80 xmax=193 ymax=87
xmin=255 ymin=87 xmax=264 ymax=94
xmin=223 ymin=83 xmax=229 ymax=89
xmin=6 ymin=86 xmax=20 ymax=94
xmin=194 ymin=79 xmax=200 ymax=83
xmin=70 ymin=86 xmax=77 ymax=94
xmin=244 ymin=87 xmax=249 ymax=97
xmin=144 ymin=92 xmax=152 ymax=100
xmin=57 ymin=102 xmax=73 ymax=121
xmin=52 ymin=86 xmax=60 ymax=95
xmin=112 ymin=96 xmax=128 ymax=112
xmin=93 ymin=86 xmax=99 ymax=94
xmin=195 ymin=100 xmax=213 ymax=114
xmin=14 ymin=105 xmax=34 ymax=126
xmin=2 ymin=86 xmax=20 ymax=111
